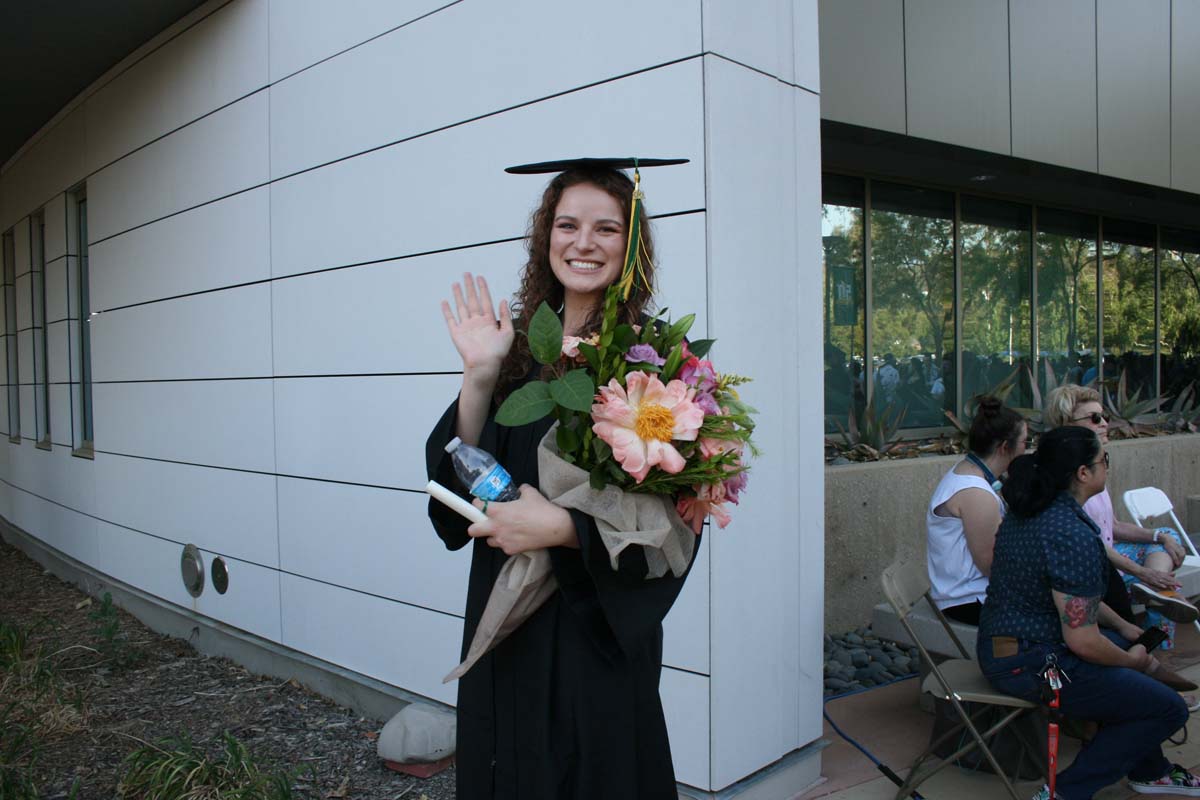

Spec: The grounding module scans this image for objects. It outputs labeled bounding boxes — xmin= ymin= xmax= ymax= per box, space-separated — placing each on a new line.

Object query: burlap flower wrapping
xmin=443 ymin=425 xmax=695 ymax=682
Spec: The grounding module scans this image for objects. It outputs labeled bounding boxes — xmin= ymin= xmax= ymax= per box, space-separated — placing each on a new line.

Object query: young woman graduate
xmin=426 ymin=157 xmax=695 ymax=800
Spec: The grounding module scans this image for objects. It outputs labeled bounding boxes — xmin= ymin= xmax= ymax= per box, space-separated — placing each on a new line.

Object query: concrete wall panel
xmin=89 ymin=187 xmax=270 ymax=311
xmin=817 ymin=0 xmax=905 ymax=134
xmin=88 ymin=93 xmax=269 ymax=242
xmin=1010 ymin=0 xmax=1098 ymax=173
xmin=93 ymin=379 xmax=275 ymax=472
xmin=280 ymin=572 xmax=461 ymax=706
xmin=269 ymin=0 xmax=699 ymax=178
xmin=703 ymin=0 xmax=802 ymax=88
xmin=85 ymin=0 xmax=269 ymax=173
xmin=42 ymin=195 xmax=66 ymax=262
xmin=0 ymin=110 xmax=86 ymax=232
xmin=661 ymin=667 xmax=710 ymax=789
xmin=49 ymin=384 xmax=70 ymax=448
xmin=45 ymin=259 xmax=68 ymax=323
xmin=90 ymin=284 xmax=272 ymax=382
xmin=1172 ymin=0 xmax=1200 ymax=194
xmin=276 ymin=479 xmax=468 ymax=616
xmin=905 ymin=0 xmax=1010 ymax=155
xmin=94 ymin=452 xmax=279 ymax=567
xmin=269 ymin=61 xmax=705 ymax=278
xmin=1097 ymin=0 xmax=1171 ymax=186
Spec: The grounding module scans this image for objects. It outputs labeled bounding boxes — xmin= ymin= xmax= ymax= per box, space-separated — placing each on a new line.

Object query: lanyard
xmin=966 ymin=453 xmax=1003 ymax=492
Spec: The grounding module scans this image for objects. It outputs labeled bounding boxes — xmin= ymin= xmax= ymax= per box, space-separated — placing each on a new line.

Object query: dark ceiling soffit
xmin=821 ymin=120 xmax=1200 ymax=234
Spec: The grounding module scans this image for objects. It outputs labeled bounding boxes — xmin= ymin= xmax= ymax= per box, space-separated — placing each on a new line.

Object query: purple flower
xmin=694 ymin=390 xmax=720 ymax=416
xmin=723 ymin=468 xmax=748 ymax=504
xmin=679 ymin=356 xmax=718 ymax=392
xmin=625 ymin=343 xmax=666 ymax=366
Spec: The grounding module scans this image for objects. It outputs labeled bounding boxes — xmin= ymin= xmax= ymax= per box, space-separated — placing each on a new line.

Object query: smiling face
xmin=1071 ymin=400 xmax=1109 ymax=444
xmin=548 ymin=183 xmax=626 ymax=311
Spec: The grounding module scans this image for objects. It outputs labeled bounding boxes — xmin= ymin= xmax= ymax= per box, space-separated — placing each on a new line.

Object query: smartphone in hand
xmin=1133 ymin=627 xmax=1169 ymax=652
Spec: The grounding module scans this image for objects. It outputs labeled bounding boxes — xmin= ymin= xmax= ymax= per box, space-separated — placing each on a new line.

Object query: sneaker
xmin=1132 ymin=583 xmax=1200 ymax=623
xmin=1129 ymin=763 xmax=1200 ymax=795
xmin=1184 ymin=694 xmax=1200 ymax=712
xmin=1030 ymin=785 xmax=1065 ymax=800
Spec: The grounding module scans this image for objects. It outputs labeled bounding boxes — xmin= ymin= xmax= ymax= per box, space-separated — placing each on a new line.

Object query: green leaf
xmin=688 ymin=339 xmax=714 ymax=358
xmin=578 ymin=341 xmax=601 ymax=372
xmin=605 ymin=459 xmax=627 ymax=482
xmin=495 ymin=381 xmax=555 ymax=426
xmin=589 ymin=464 xmax=608 ymax=491
xmin=667 ymin=313 xmax=696 ymax=346
xmin=592 ymin=437 xmax=612 ymax=461
xmin=662 ymin=343 xmax=685 ymax=380
xmin=549 ymin=369 xmax=596 ymax=412
xmin=612 ymin=324 xmax=639 ymax=350
xmin=528 ymin=302 xmax=564 ymax=365
xmin=556 ymin=424 xmax=581 ymax=456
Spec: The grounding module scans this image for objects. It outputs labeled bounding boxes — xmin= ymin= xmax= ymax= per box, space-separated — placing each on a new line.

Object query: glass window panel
xmin=821 ymin=175 xmax=865 ymax=433
xmin=2 ymin=230 xmax=17 ymax=440
xmin=1161 ymin=227 xmax=1200 ymax=399
xmin=1037 ymin=209 xmax=1098 ymax=393
xmin=960 ymin=196 xmax=1032 ymax=412
xmin=870 ymin=181 xmax=954 ymax=428
xmin=1101 ymin=219 xmax=1156 ymax=401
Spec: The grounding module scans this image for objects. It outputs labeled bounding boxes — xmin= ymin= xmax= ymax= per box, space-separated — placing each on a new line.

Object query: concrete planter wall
xmin=824 ymin=434 xmax=1200 ymax=634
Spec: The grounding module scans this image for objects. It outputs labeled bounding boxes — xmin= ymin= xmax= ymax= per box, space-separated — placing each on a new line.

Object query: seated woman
xmin=979 ymin=426 xmax=1199 ymax=800
xmin=927 ymin=396 xmax=1027 ymax=625
xmin=1043 ymin=385 xmax=1198 ymax=646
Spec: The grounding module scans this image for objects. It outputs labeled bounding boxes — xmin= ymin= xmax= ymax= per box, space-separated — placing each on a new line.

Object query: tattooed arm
xmin=1052 ymin=590 xmax=1152 ymax=670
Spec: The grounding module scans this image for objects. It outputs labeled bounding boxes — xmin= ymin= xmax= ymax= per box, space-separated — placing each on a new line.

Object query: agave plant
xmin=830 ymin=400 xmax=907 ymax=460
xmin=1102 ymin=368 xmax=1167 ymax=438
xmin=1162 ymin=382 xmax=1200 ymax=433
xmin=943 ymin=367 xmax=1025 ymax=443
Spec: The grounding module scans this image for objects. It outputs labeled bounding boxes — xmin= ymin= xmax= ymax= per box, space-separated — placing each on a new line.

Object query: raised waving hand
xmin=441 ymin=272 xmax=514 ymax=376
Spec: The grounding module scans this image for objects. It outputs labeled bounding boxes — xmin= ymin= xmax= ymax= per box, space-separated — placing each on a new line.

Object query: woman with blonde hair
xmin=1043 ymin=384 xmax=1198 ymax=646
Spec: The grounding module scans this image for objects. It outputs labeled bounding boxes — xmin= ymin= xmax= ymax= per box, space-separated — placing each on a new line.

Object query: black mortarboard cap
xmin=504 ymin=157 xmax=689 ymax=174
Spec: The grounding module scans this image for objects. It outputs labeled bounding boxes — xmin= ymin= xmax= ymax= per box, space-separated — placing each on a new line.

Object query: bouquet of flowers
xmin=495 ymin=286 xmax=757 ymax=533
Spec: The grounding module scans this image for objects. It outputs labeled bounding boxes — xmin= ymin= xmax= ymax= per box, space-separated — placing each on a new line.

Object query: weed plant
xmin=89 ymin=593 xmax=142 ymax=669
xmin=118 ymin=732 xmax=307 ymax=800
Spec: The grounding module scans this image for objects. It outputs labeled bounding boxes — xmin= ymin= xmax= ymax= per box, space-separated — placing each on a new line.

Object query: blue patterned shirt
xmin=979 ymin=491 xmax=1108 ymax=644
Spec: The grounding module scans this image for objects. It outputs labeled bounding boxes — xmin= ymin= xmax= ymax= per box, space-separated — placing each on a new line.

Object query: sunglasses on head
xmin=1071 ymin=411 xmax=1109 ymax=425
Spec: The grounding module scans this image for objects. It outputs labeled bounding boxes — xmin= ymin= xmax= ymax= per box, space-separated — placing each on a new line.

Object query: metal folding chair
xmin=1123 ymin=486 xmax=1200 ymax=634
xmin=881 ymin=559 xmax=1040 ymax=800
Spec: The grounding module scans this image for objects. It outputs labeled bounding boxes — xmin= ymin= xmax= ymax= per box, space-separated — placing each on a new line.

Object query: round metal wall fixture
xmin=211 ymin=557 xmax=229 ymax=595
xmin=181 ymin=544 xmax=204 ymax=598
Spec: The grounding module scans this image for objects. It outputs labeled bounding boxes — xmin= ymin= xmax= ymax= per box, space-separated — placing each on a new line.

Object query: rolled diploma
xmin=425 ymin=480 xmax=487 ymax=524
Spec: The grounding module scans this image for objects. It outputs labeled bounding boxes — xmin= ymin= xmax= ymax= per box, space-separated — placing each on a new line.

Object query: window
xmin=821 ymin=175 xmax=865 ymax=432
xmin=1036 ymin=208 xmax=1099 ymax=394
xmin=1160 ymin=227 xmax=1200 ymax=400
xmin=960 ymin=196 xmax=1032 ymax=411
xmin=2 ymin=229 xmax=17 ymax=443
xmin=69 ymin=186 xmax=93 ymax=454
xmin=1101 ymin=219 xmax=1156 ymax=402
xmin=30 ymin=213 xmax=50 ymax=449
xmin=870 ymin=182 xmax=955 ymax=428
xmin=821 ymin=171 xmax=1200 ymax=438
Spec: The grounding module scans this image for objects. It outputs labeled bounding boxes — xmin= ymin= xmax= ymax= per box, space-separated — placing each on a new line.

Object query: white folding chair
xmin=1123 ymin=487 xmax=1200 ymax=567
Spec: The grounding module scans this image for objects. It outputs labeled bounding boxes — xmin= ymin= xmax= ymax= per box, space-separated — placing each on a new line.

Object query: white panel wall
xmin=703 ymin=0 xmax=812 ymax=91
xmin=88 ymin=187 xmax=270 ymax=310
xmin=269 ymin=0 xmax=700 ymax=178
xmin=270 ymin=61 xmax=705 ymax=278
xmin=905 ymin=0 xmax=1010 ymax=155
xmin=817 ymin=0 xmax=906 ymax=135
xmin=1173 ymin=0 xmax=1200 ymax=194
xmin=1097 ymin=0 xmax=1171 ymax=187
xmin=704 ymin=50 xmax=822 ymax=790
xmin=42 ymin=195 xmax=67 ymax=262
xmin=0 ymin=110 xmax=85 ymax=232
xmin=84 ymin=0 xmax=268 ymax=173
xmin=1010 ymin=0 xmax=1098 ymax=173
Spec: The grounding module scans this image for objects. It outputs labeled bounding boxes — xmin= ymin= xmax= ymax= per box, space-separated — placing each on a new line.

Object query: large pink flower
xmin=592 ymin=371 xmax=705 ymax=483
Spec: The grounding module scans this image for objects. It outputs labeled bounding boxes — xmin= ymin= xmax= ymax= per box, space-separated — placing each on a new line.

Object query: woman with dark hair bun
xmin=925 ymin=395 xmax=1027 ymax=625
xmin=979 ymin=426 xmax=1200 ymax=800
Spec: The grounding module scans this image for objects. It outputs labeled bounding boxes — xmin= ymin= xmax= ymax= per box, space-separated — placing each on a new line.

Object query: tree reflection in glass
xmin=1160 ymin=227 xmax=1200 ymax=400
xmin=870 ymin=182 xmax=954 ymax=428
xmin=1102 ymin=220 xmax=1156 ymax=402
xmin=821 ymin=175 xmax=865 ymax=433
xmin=961 ymin=196 xmax=1032 ymax=413
xmin=1037 ymin=209 xmax=1098 ymax=394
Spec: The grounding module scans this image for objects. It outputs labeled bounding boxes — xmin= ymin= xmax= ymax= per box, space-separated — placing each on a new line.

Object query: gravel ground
xmin=823 ymin=627 xmax=920 ymax=697
xmin=0 ymin=539 xmax=456 ymax=799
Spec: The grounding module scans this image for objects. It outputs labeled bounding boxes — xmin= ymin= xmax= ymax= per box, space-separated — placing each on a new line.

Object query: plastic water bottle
xmin=444 ymin=437 xmax=520 ymax=501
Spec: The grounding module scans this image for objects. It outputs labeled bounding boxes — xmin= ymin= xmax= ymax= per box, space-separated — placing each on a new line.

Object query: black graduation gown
xmin=426 ymin=388 xmax=698 ymax=800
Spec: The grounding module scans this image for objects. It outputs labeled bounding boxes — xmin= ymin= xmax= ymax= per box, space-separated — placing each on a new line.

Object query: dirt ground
xmin=0 ymin=539 xmax=457 ymax=800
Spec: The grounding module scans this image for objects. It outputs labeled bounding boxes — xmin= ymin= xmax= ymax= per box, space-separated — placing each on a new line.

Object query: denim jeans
xmin=977 ymin=634 xmax=1187 ymax=800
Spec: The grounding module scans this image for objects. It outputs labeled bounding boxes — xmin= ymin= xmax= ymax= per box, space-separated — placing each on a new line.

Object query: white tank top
xmin=926 ymin=464 xmax=1003 ymax=610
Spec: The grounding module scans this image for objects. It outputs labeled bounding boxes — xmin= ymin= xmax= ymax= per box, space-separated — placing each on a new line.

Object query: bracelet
xmin=1153 ymin=530 xmax=1160 ymax=544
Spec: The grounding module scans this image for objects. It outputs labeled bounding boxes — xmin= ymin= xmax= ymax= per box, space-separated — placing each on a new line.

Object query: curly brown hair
xmin=495 ymin=167 xmax=658 ymax=400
